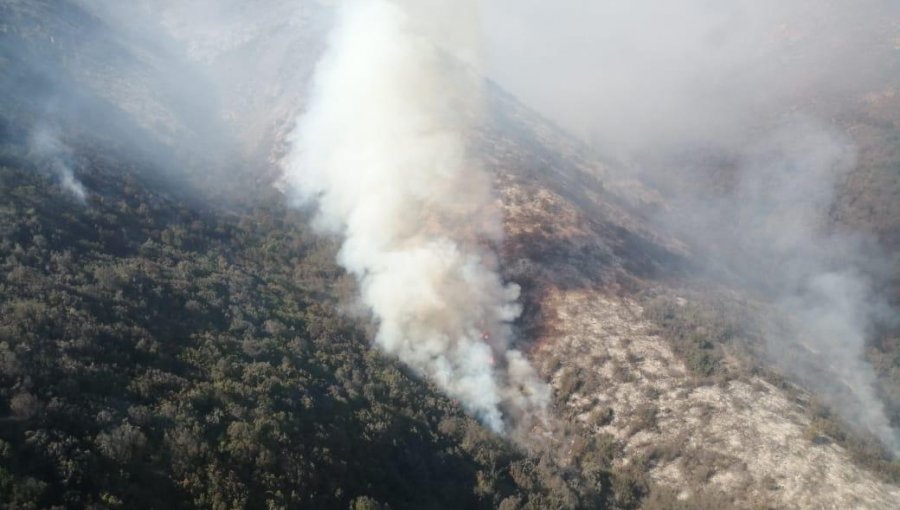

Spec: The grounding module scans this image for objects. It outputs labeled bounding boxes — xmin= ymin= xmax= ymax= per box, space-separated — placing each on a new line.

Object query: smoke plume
xmin=665 ymin=120 xmax=899 ymax=453
xmin=29 ymin=127 xmax=87 ymax=203
xmin=483 ymin=0 xmax=900 ymax=452
xmin=282 ymin=0 xmax=548 ymax=432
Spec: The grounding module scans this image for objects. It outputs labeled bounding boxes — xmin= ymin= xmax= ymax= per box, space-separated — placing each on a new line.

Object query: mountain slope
xmin=2 ymin=1 xmax=900 ymax=509
xmin=477 ymin=85 xmax=900 ymax=508
xmin=0 ymin=130 xmax=625 ymax=509
xmin=0 ymin=7 xmax=651 ymax=504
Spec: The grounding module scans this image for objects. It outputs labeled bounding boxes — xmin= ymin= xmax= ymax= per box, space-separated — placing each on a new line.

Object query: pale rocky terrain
xmin=535 ymin=289 xmax=900 ymax=509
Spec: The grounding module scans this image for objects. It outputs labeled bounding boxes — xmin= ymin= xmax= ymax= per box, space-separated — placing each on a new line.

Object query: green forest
xmin=0 ymin=121 xmax=654 ymax=509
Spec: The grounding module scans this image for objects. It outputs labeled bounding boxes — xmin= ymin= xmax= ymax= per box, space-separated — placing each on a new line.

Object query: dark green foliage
xmin=0 ymin=133 xmax=625 ymax=509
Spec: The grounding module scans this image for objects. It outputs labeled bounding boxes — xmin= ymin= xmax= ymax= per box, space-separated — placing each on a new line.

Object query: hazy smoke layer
xmin=282 ymin=0 xmax=548 ymax=432
xmin=664 ymin=121 xmax=899 ymax=453
xmin=480 ymin=0 xmax=899 ymax=452
xmin=483 ymin=0 xmax=895 ymax=154
xmin=751 ymin=124 xmax=898 ymax=453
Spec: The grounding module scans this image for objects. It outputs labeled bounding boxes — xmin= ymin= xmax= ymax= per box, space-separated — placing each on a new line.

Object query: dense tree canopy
xmin=0 ymin=122 xmax=641 ymax=509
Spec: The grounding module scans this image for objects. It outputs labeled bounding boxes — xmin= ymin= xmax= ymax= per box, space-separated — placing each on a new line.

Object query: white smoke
xmin=481 ymin=0 xmax=900 ymax=454
xmin=30 ymin=127 xmax=87 ymax=203
xmin=734 ymin=122 xmax=899 ymax=453
xmin=281 ymin=0 xmax=548 ymax=433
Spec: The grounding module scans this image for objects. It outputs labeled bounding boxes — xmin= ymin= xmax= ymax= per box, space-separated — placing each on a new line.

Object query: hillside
xmin=0 ymin=125 xmax=649 ymax=509
xmin=0 ymin=4 xmax=672 ymax=506
xmin=2 ymin=1 xmax=900 ymax=509
xmin=478 ymin=74 xmax=900 ymax=508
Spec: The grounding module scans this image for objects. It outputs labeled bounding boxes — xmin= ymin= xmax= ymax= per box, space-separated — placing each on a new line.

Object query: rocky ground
xmin=535 ymin=290 xmax=900 ymax=509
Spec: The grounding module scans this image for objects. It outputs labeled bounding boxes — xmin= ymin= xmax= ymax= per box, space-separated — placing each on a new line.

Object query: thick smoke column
xmin=282 ymin=0 xmax=548 ymax=432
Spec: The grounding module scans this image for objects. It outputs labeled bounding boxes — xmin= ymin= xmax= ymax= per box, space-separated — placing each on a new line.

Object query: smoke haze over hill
xmin=4 ymin=0 xmax=899 ymax=453
xmin=484 ymin=0 xmax=900 ymax=453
